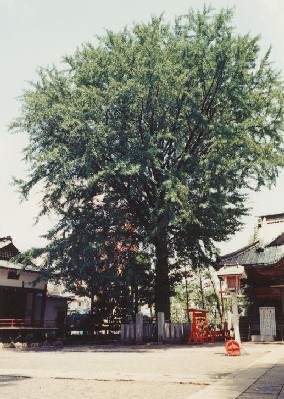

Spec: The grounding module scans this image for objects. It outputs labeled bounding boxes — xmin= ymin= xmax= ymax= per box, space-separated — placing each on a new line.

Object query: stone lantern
xmin=217 ymin=264 xmax=247 ymax=344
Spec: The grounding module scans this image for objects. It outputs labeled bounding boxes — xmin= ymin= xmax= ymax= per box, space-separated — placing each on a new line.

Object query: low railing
xmin=0 ymin=319 xmax=26 ymax=327
xmin=0 ymin=319 xmax=42 ymax=328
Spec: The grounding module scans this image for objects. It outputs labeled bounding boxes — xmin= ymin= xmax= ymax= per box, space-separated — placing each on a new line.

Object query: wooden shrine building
xmin=0 ymin=236 xmax=69 ymax=340
xmin=214 ymin=213 xmax=284 ymax=340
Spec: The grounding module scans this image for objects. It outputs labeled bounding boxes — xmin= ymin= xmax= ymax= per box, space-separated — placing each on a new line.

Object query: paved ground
xmin=0 ymin=342 xmax=283 ymax=398
xmin=238 ymin=359 xmax=284 ymax=399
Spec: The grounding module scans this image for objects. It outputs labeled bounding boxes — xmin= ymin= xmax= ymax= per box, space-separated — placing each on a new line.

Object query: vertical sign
xmin=259 ymin=307 xmax=276 ymax=336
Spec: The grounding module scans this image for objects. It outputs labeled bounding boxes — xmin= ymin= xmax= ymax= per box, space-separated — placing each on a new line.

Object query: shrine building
xmin=214 ymin=213 xmax=284 ymax=341
xmin=0 ymin=236 xmax=69 ymax=340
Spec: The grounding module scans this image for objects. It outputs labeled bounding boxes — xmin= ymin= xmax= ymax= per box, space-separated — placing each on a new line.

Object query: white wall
xmin=0 ymin=266 xmax=45 ymax=290
xmin=44 ymin=297 xmax=68 ymax=328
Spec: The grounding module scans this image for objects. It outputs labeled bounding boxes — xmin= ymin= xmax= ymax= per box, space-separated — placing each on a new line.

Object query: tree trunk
xmin=90 ymin=288 xmax=95 ymax=335
xmin=134 ymin=284 xmax=139 ymax=314
xmin=198 ymin=268 xmax=205 ymax=309
xmin=154 ymin=235 xmax=171 ymax=321
xmin=90 ymin=289 xmax=95 ymax=315
xmin=185 ymin=271 xmax=191 ymax=323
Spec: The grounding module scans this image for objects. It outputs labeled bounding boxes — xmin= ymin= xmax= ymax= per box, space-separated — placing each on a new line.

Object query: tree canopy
xmin=12 ymin=7 xmax=284 ymax=319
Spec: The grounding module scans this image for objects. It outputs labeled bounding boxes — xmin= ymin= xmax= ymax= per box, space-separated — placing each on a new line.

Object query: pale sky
xmin=0 ymin=0 xmax=284 ymax=253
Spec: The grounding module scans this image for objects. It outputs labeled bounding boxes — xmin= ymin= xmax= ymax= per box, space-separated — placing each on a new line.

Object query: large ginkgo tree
xmin=12 ymin=8 xmax=284 ymax=320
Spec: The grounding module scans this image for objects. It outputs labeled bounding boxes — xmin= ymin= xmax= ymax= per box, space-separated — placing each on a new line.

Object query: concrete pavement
xmin=0 ymin=342 xmax=283 ymax=398
xmin=188 ymin=343 xmax=284 ymax=398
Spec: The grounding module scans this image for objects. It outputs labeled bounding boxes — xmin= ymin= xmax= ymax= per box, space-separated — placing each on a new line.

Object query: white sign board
xmin=259 ymin=307 xmax=276 ymax=336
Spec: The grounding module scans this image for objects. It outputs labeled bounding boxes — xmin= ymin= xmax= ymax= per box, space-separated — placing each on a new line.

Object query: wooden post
xmin=41 ymin=284 xmax=48 ymax=327
xmin=281 ymin=289 xmax=284 ymax=321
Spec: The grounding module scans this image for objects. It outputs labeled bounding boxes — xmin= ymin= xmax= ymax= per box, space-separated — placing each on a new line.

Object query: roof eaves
xmin=219 ymin=241 xmax=259 ymax=260
xmin=0 ymin=260 xmax=39 ymax=273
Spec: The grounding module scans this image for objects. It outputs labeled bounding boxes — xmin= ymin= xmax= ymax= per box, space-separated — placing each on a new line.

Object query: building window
xmin=7 ymin=270 xmax=20 ymax=280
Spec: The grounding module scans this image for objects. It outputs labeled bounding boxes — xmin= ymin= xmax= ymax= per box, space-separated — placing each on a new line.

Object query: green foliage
xmin=170 ymin=284 xmax=190 ymax=323
xmin=11 ymin=7 xmax=284 ymax=318
xmin=171 ymin=267 xmax=222 ymax=325
xmin=90 ymin=253 xmax=155 ymax=323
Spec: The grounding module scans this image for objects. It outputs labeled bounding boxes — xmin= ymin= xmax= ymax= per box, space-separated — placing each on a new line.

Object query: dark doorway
xmin=56 ymin=310 xmax=66 ymax=328
xmin=0 ymin=287 xmax=27 ymax=319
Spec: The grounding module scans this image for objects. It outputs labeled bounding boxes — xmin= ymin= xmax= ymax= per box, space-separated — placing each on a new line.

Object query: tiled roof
xmin=0 ymin=260 xmax=39 ymax=272
xmin=0 ymin=238 xmax=19 ymax=261
xmin=268 ymin=233 xmax=284 ymax=247
xmin=217 ymin=240 xmax=284 ymax=268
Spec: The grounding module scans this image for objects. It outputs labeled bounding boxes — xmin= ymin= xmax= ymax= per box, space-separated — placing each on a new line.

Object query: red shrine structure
xmin=187 ymin=308 xmax=215 ymax=344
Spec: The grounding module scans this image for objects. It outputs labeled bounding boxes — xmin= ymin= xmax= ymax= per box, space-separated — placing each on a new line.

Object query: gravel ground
xmin=0 ymin=377 xmax=201 ymax=399
xmin=0 ymin=343 xmax=275 ymax=399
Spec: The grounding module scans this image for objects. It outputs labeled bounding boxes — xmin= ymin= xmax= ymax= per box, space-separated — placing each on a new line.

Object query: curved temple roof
xmin=217 ymin=241 xmax=284 ymax=268
xmin=216 ymin=213 xmax=284 ymax=269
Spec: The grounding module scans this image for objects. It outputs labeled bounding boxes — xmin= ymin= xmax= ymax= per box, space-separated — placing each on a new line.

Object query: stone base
xmin=251 ymin=335 xmax=274 ymax=342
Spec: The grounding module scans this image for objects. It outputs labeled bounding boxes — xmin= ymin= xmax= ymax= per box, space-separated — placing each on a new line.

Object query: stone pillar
xmin=170 ymin=323 xmax=174 ymax=339
xmin=164 ymin=322 xmax=170 ymax=339
xmin=231 ymin=291 xmax=241 ymax=344
xmin=135 ymin=312 xmax=143 ymax=345
xmin=157 ymin=312 xmax=165 ymax=344
xmin=120 ymin=324 xmax=126 ymax=342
